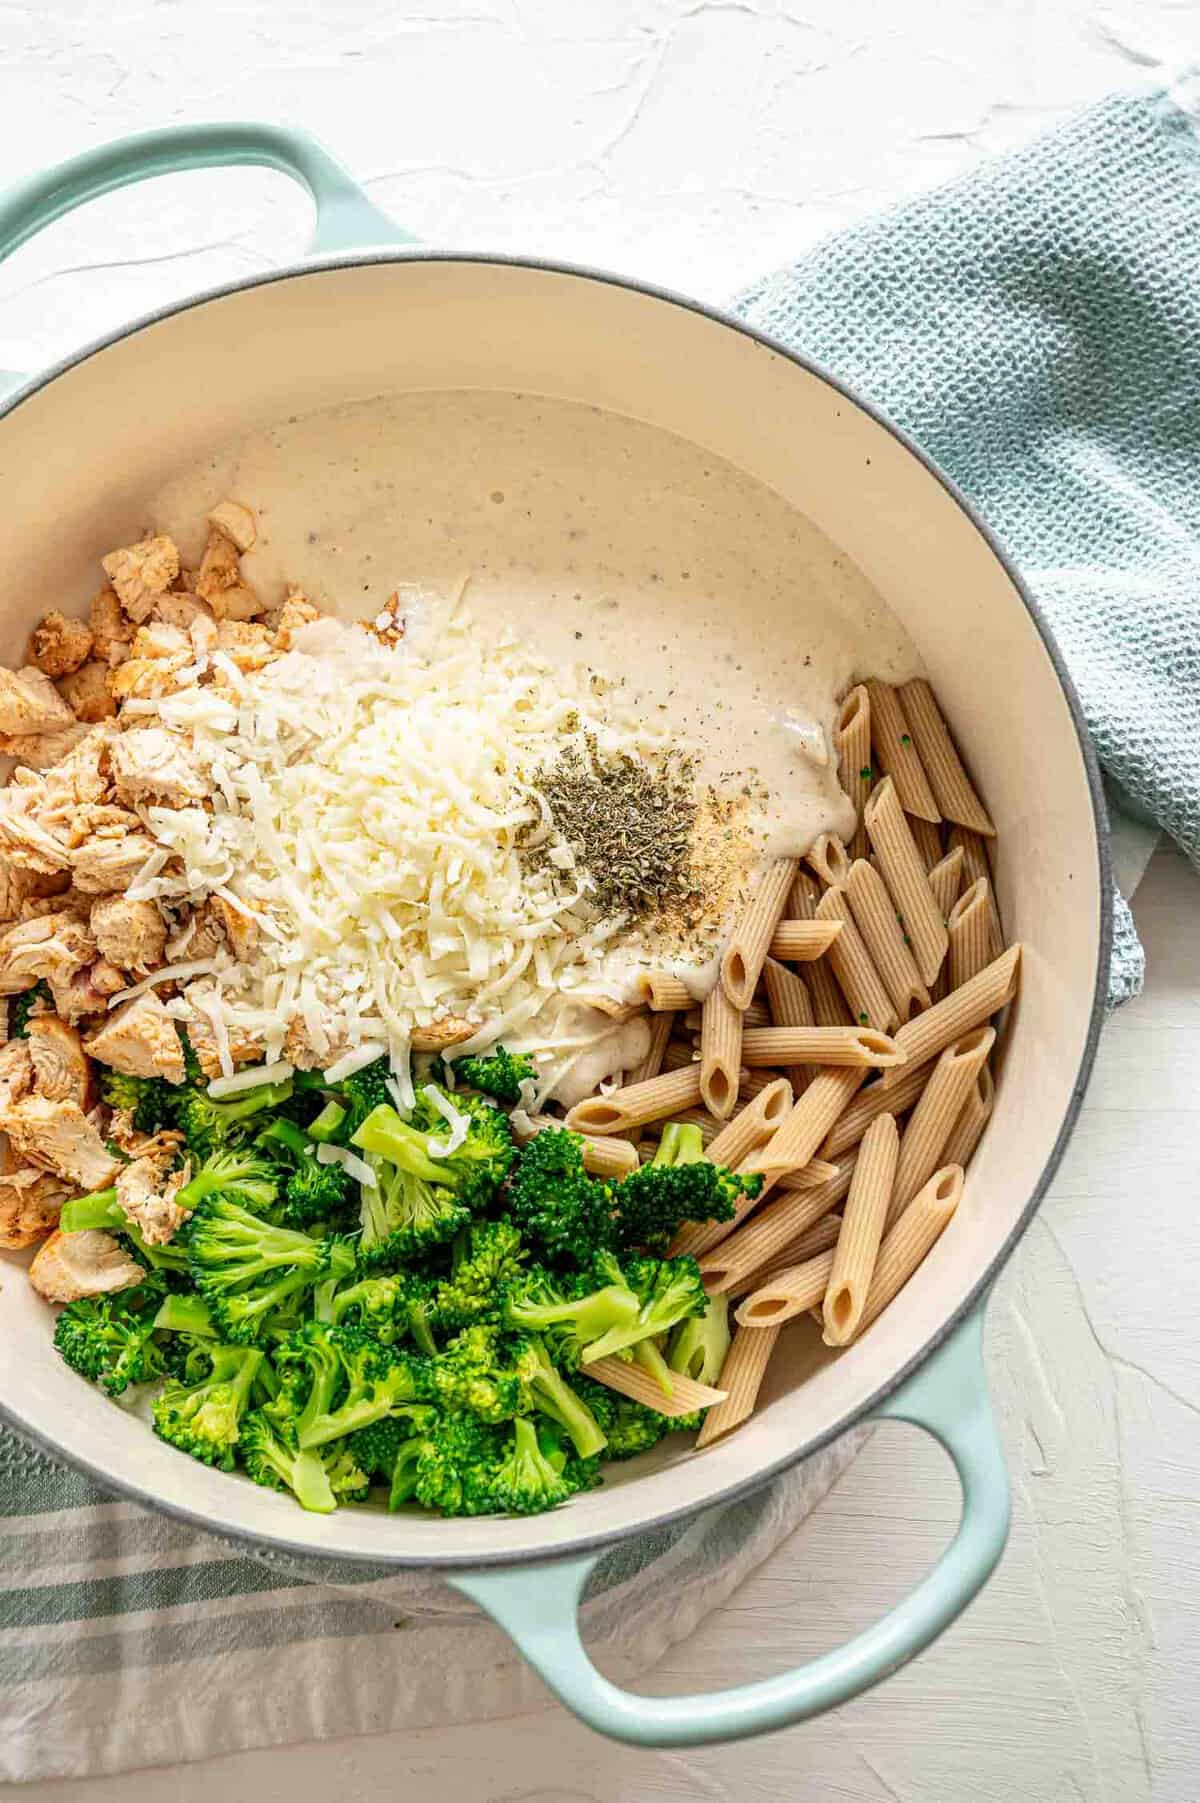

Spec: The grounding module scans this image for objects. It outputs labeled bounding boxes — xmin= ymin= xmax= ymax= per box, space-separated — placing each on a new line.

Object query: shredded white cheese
xmin=323 ymin=1042 xmax=389 ymax=1084
xmin=316 ymin=1141 xmax=377 ymax=1189
xmin=420 ymin=1083 xmax=471 ymax=1157
xmin=207 ymin=1061 xmax=295 ymax=1098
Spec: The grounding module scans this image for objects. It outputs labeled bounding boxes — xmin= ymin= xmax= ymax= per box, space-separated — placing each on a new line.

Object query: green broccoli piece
xmin=172 ymin=1081 xmax=295 ymax=1160
xmin=152 ymin=1291 xmax=216 ymax=1338
xmin=431 ymin=1323 xmax=526 ymax=1424
xmin=349 ymin=1404 xmax=438 ymax=1480
xmin=306 ymin=1055 xmax=392 ymax=1144
xmin=513 ymin=1334 xmax=608 ymax=1458
xmin=356 ymin=1158 xmax=471 ymax=1268
xmin=583 ymin=1254 xmax=708 ymax=1372
xmin=409 ymin=1411 xmax=510 ymax=1517
xmin=534 ymin=1416 xmax=605 ymax=1495
xmin=273 ymin=1322 xmax=430 ymax=1450
xmin=667 ymin=1292 xmax=731 ymax=1387
xmin=322 ymin=1442 xmax=372 ymax=1505
xmin=449 ymin=1045 xmax=536 ymax=1106
xmin=354 ymin=1088 xmax=514 ymax=1211
xmin=573 ymin=1378 xmax=672 ymax=1460
xmin=432 ymin=1217 xmax=527 ymax=1333
xmin=175 ymin=1149 xmax=280 ymax=1216
xmin=388 ymin=1434 xmax=427 ymax=1509
xmin=151 ymin=1343 xmax=263 ymax=1469
xmin=488 ymin=1416 xmax=573 ymax=1515
xmin=330 ymin=1273 xmax=440 ymax=1355
xmin=239 ymin=1408 xmax=339 ymax=1513
xmin=612 ymin=1121 xmax=759 ymax=1254
xmin=256 ymin=1120 xmax=355 ymax=1227
xmin=53 ymin=1275 xmax=168 ymax=1396
xmin=58 ymin=1188 xmax=189 ymax=1274
xmin=10 ymin=981 xmax=51 ymax=1038
xmin=504 ymin=1253 xmax=640 ymax=1369
xmin=184 ymin=1196 xmax=355 ymax=1343
xmin=506 ymin=1127 xmax=615 ymax=1265
xmin=98 ymin=1069 xmax=175 ymax=1135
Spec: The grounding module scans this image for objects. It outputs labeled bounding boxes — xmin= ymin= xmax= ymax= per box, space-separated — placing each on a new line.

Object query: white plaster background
xmin=4 ymin=2 xmax=1198 ymax=1798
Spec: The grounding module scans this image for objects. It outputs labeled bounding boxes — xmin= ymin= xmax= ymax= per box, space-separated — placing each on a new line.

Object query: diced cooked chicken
xmin=0 ymin=665 xmax=76 ymax=737
xmin=283 ymin=1016 xmax=343 ymax=1071
xmin=164 ymin=901 xmax=225 ymax=963
xmin=0 ymin=724 xmax=91 ymax=771
xmin=18 ymin=892 xmax=71 ymax=922
xmin=36 ymin=724 xmax=115 ymax=821
xmin=51 ymin=958 xmax=127 ymax=1025
xmin=58 ymin=804 xmax=139 ymax=853
xmin=268 ymin=589 xmax=321 ymax=651
xmin=84 ymin=990 xmax=185 ymax=1081
xmin=184 ymin=1004 xmax=264 ymax=1080
xmin=129 ymin=622 xmax=190 ymax=661
xmin=56 ymin=661 xmax=117 ymax=723
xmin=207 ymin=500 xmax=257 ymax=553
xmin=0 ymin=1036 xmax=33 ymax=1111
xmin=0 ymin=799 xmax=72 ymax=876
xmin=151 ymin=591 xmax=215 ymax=635
xmin=29 ymin=611 xmax=93 ymax=678
xmin=107 ymin=1110 xmax=183 ymax=1161
xmin=0 ymin=910 xmax=96 ymax=995
xmin=215 ymin=619 xmax=275 ymax=673
xmin=101 ymin=534 xmax=181 ymax=624
xmin=211 ymin=892 xmax=257 ymax=960
xmin=411 ymin=1014 xmax=477 ymax=1052
xmin=195 ymin=529 xmax=262 ymax=621
xmin=29 ymin=1228 xmax=143 ymax=1302
xmin=109 ymin=727 xmax=207 ymax=808
xmin=3 ymin=1096 xmax=119 ymax=1190
xmin=0 ymin=854 xmax=64 ymax=922
xmin=89 ymin=894 xmax=166 ymax=974
xmin=89 ymin=587 xmax=133 ymax=665
xmin=116 ymin=1153 xmax=191 ymax=1246
xmin=0 ymin=1167 xmax=71 ymax=1249
xmin=26 ymin=1016 xmax=91 ymax=1107
xmin=70 ymin=832 xmax=158 ymax=895
xmin=107 ymin=652 xmax=193 ymax=702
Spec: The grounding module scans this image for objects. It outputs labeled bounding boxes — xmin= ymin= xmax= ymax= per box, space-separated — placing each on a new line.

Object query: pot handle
xmin=449 ymin=1305 xmax=1009 ymax=1746
xmin=0 ymin=121 xmax=413 ymax=276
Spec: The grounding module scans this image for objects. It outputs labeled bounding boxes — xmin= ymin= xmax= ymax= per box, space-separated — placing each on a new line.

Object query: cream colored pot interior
xmin=0 ymin=261 xmax=1103 ymax=1564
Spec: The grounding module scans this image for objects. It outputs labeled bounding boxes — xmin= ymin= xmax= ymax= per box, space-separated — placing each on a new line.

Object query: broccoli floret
xmin=612 ymin=1121 xmax=759 ymax=1254
xmin=172 ymin=1082 xmax=295 ymax=1160
xmin=572 ymin=1377 xmax=672 ymax=1459
xmin=355 ymin=1088 xmax=514 ymax=1211
xmin=99 ymin=1069 xmax=175 ymax=1135
xmin=583 ymin=1255 xmax=708 ymax=1372
xmin=356 ymin=1158 xmax=471 ymax=1268
xmin=175 ymin=1149 xmax=280 ymax=1216
xmin=53 ymin=1275 xmax=168 ymax=1396
xmin=450 ymin=1045 xmax=536 ymax=1106
xmin=255 ymin=1118 xmax=355 ymax=1228
xmin=151 ymin=1343 xmax=262 ymax=1469
xmin=59 ymin=1188 xmax=189 ymax=1273
xmin=513 ymin=1334 xmax=608 ymax=1458
xmin=10 ymin=981 xmax=51 ymax=1039
xmin=239 ymin=1408 xmax=339 ymax=1513
xmin=506 ymin=1127 xmax=614 ymax=1265
xmin=322 ymin=1442 xmax=372 ymax=1504
xmin=534 ymin=1416 xmax=605 ymax=1495
xmin=667 ymin=1292 xmax=731 ymax=1386
xmin=152 ymin=1291 xmax=216 ymax=1338
xmin=308 ymin=1055 xmax=392 ymax=1144
xmin=388 ymin=1434 xmax=427 ymax=1509
xmin=350 ymin=1404 xmax=438 ymax=1479
xmin=504 ymin=1253 xmax=640 ymax=1369
xmin=432 ymin=1323 xmax=525 ymax=1424
xmin=184 ymin=1197 xmax=355 ymax=1343
xmin=432 ymin=1217 xmax=527 ymax=1333
xmin=331 ymin=1273 xmax=440 ymax=1354
xmin=488 ymin=1416 xmax=573 ymax=1515
xmin=409 ymin=1411 xmax=510 ymax=1517
xmin=275 ymin=1322 xmax=431 ymax=1450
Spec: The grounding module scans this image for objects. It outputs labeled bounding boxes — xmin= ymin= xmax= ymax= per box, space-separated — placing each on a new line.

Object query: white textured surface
xmin=8 ymin=3 xmax=1199 ymax=1797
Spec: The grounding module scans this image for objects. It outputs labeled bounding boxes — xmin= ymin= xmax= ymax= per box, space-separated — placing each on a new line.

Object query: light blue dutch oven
xmin=0 ymin=124 xmax=1110 ymax=1746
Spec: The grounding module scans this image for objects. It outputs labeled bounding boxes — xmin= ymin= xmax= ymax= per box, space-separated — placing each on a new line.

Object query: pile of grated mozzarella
xmin=127 ymin=596 xmax=673 ymax=1092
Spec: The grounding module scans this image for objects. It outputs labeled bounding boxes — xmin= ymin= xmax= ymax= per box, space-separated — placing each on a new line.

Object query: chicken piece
xmin=0 ymin=724 xmax=91 ymax=771
xmin=215 ymin=620 xmax=275 ymax=674
xmin=89 ymin=894 xmax=166 ymax=974
xmin=58 ymin=804 xmax=139 ymax=853
xmin=151 ymin=591 xmax=215 ymax=635
xmin=18 ymin=891 xmax=71 ymax=922
xmin=0 ymin=801 xmax=71 ymax=876
xmin=70 ymin=832 xmax=158 ymax=895
xmin=29 ymin=611 xmax=93 ymax=678
xmin=164 ymin=901 xmax=225 ymax=963
xmin=411 ymin=1014 xmax=476 ymax=1052
xmin=195 ymin=529 xmax=262 ymax=621
xmin=51 ymin=958 xmax=127 ymax=1025
xmin=0 ymin=910 xmax=96 ymax=995
xmin=107 ymin=652 xmax=193 ymax=703
xmin=109 ymin=727 xmax=208 ymax=808
xmin=89 ymin=587 xmax=133 ymax=666
xmin=129 ymin=622 xmax=190 ymax=661
xmin=26 ymin=1016 xmax=91 ymax=1107
xmin=55 ymin=660 xmax=117 ymax=724
xmin=84 ymin=990 xmax=185 ymax=1081
xmin=207 ymin=500 xmax=257 ymax=553
xmin=101 ymin=534 xmax=181 ymax=624
xmin=268 ymin=590 xmax=321 ymax=651
xmin=0 ymin=854 xmax=64 ymax=922
xmin=35 ymin=726 xmax=115 ymax=823
xmin=0 ymin=1167 xmax=71 ymax=1249
xmin=283 ymin=1016 xmax=345 ymax=1071
xmin=116 ymin=1154 xmax=191 ymax=1246
xmin=208 ymin=893 xmax=256 ymax=960
xmin=184 ymin=1004 xmax=263 ymax=1080
xmin=3 ymin=1096 xmax=119 ymax=1189
xmin=0 ymin=665 xmax=76 ymax=738
xmin=107 ymin=1110 xmax=183 ymax=1161
xmin=29 ymin=1228 xmax=143 ymax=1302
xmin=0 ymin=1037 xmax=33 ymax=1111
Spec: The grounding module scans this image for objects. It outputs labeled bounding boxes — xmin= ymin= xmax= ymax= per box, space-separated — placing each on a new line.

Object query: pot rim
xmin=0 ymin=247 xmax=1113 ymax=1568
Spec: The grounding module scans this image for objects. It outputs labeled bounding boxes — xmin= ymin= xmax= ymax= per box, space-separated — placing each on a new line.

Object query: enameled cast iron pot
xmin=0 ymin=125 xmax=1111 ymax=1746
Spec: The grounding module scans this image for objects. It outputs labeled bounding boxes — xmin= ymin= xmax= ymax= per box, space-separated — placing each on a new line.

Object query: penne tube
xmin=767 ymin=919 xmax=843 ymax=962
xmin=806 ymin=954 xmax=853 ymax=1027
xmin=823 ymin=1112 xmax=898 ymax=1345
xmin=845 ymin=857 xmax=930 ymax=1022
xmin=864 ymin=776 xmax=948 ymax=987
xmin=821 ymin=1060 xmax=930 ymax=1158
xmin=776 ymin=1157 xmax=841 ymax=1190
xmin=941 ymin=1064 xmax=995 ymax=1168
xmin=721 ymin=857 xmax=796 ymax=1010
xmin=855 ymin=1164 xmax=963 ymax=1337
xmin=883 ymin=946 xmax=1019 ymax=1090
xmin=806 ymin=832 xmax=851 ymax=889
xmin=627 ymin=1009 xmax=674 ymax=1086
xmin=865 ymin=679 xmax=940 ymax=822
xmin=762 ymin=956 xmax=815 ymax=1097
xmin=948 ymin=878 xmax=995 ymax=991
xmin=948 ymin=827 xmax=1004 ymax=956
xmin=700 ymin=981 xmax=743 ymax=1121
xmin=566 ymin=1063 xmax=703 ymax=1133
xmin=695 ymin=1326 xmax=779 ymax=1445
xmin=735 ymin=1249 xmax=837 ymax=1327
xmin=889 ymin=1027 xmax=995 ymax=1224
xmin=739 ymin=1067 xmax=786 ymax=1100
xmin=662 ymin=1039 xmax=698 ymax=1073
xmin=684 ymin=999 xmax=769 ymax=1031
xmin=511 ymin=1113 xmax=641 ymax=1177
xmin=731 ymin=1213 xmax=844 ymax=1297
xmin=899 ymin=678 xmax=996 ymax=837
xmin=746 ymin=1064 xmax=868 ymax=1178
xmin=788 ymin=868 xmax=822 ymax=919
xmin=633 ymin=971 xmax=694 ymax=1011
xmin=836 ymin=683 xmax=873 ymax=861
xmin=928 ymin=845 xmax=965 ymax=919
xmin=816 ymin=887 xmax=897 ymax=1033
xmin=741 ymin=1025 xmax=904 ymax=1068
xmin=907 ymin=814 xmax=943 ymax=874
xmin=586 ymin=1356 xmax=727 ymax=1416
xmin=706 ymin=1077 xmax=793 ymax=1168
xmin=698 ymin=1156 xmax=857 ymax=1293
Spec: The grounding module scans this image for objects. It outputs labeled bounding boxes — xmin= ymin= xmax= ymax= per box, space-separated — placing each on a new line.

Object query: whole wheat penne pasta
xmin=767 ymin=919 xmax=843 ymax=962
xmin=941 ymin=1064 xmax=995 ymax=1168
xmin=700 ymin=981 xmax=742 ymax=1121
xmin=900 ymin=677 xmax=996 ymax=837
xmin=845 ymin=857 xmax=930 ymax=1022
xmin=706 ymin=1077 xmax=793 ymax=1168
xmin=662 ymin=1039 xmax=698 ymax=1073
xmin=822 ymin=1061 xmax=930 ymax=1158
xmin=741 ymin=1025 xmax=904 ymax=1068
xmin=928 ymin=845 xmax=965 ymax=918
xmin=696 ymin=1326 xmax=779 ymax=1444
xmin=823 ymin=1112 xmax=899 ymax=1345
xmin=806 ymin=832 xmax=851 ymax=889
xmin=806 ymin=954 xmax=852 ymax=1027
xmin=864 ymin=776 xmax=948 ymax=987
xmin=855 ymin=1164 xmax=963 ymax=1337
xmin=775 ymin=1157 xmax=841 ymax=1190
xmin=883 ymin=946 xmax=1019 ymax=1090
xmin=739 ymin=1067 xmax=784 ymax=1100
xmin=836 ymin=683 xmax=873 ymax=860
xmin=691 ymin=1001 xmax=769 ymax=1030
xmin=908 ymin=814 xmax=943 ymax=874
xmin=948 ymin=878 xmax=995 ymax=991
xmin=736 ymin=1249 xmax=837 ymax=1326
xmin=585 ymin=1356 xmax=727 ymax=1416
xmin=865 ymin=679 xmax=940 ymax=822
xmin=633 ymin=971 xmax=694 ymax=1011
xmin=762 ymin=956 xmax=815 ymax=1097
xmin=566 ymin=1063 xmax=703 ymax=1133
xmin=721 ymin=856 xmax=796 ymax=1009
xmin=628 ymin=1009 xmax=674 ymax=1086
xmin=889 ymin=1026 xmax=994 ymax=1224
xmin=815 ymin=887 xmax=897 ymax=1032
xmin=746 ymin=1064 xmax=868 ymax=1178
xmin=510 ymin=1113 xmax=641 ymax=1177
xmin=698 ymin=1156 xmax=856 ymax=1292
xmin=789 ymin=868 xmax=821 ymax=919
xmin=732 ymin=1212 xmax=844 ymax=1296
xmin=948 ymin=826 xmax=1004 ymax=956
